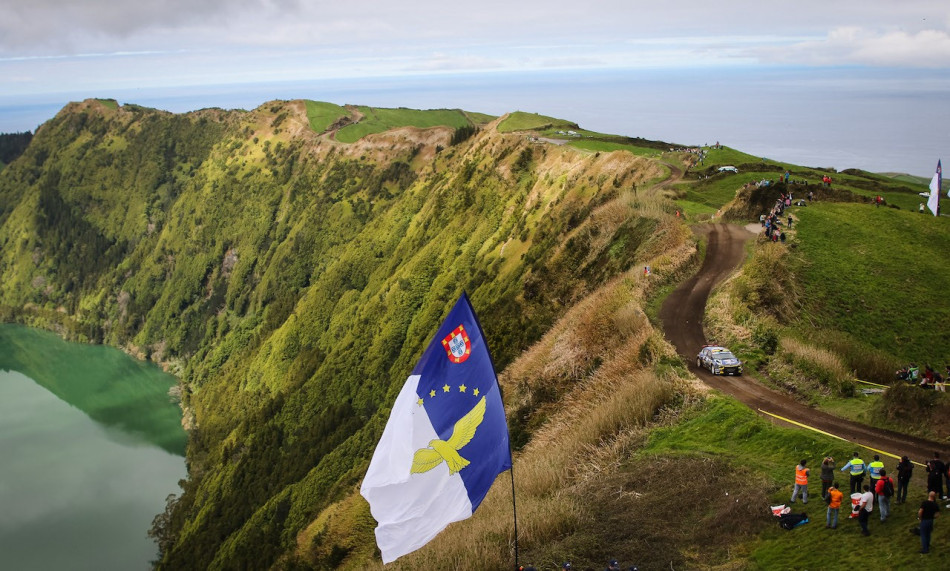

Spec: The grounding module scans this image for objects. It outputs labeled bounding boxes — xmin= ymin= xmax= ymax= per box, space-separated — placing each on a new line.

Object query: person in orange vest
xmin=791 ymin=459 xmax=810 ymax=504
xmin=826 ymin=481 xmax=844 ymax=529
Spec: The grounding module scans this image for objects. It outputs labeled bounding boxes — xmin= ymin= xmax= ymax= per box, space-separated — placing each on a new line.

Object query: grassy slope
xmin=304 ymin=100 xmax=349 ymax=133
xmin=646 ymin=398 xmax=950 ymax=570
xmin=567 ymin=139 xmax=662 ymax=157
xmin=0 ymin=99 xmax=681 ymax=569
xmin=675 ymin=145 xmax=935 ymax=217
xmin=335 ymin=107 xmax=473 ymax=142
xmin=793 ymin=203 xmax=950 ymax=366
xmin=496 ymin=111 xmax=579 ymax=133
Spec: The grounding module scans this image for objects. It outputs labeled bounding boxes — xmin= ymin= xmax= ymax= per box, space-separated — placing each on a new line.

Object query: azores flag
xmin=360 ymin=293 xmax=512 ymax=563
xmin=928 ymin=159 xmax=942 ymax=216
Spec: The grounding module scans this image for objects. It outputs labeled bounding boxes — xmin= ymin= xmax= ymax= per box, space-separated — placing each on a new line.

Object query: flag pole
xmin=509 ymin=444 xmax=519 ymax=570
xmin=467 ymin=291 xmax=519 ymax=569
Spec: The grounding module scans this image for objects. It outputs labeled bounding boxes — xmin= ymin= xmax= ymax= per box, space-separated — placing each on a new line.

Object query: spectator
xmin=896 ymin=455 xmax=913 ymax=504
xmin=820 ymin=456 xmax=836 ymax=498
xmin=857 ymin=484 xmax=874 ymax=536
xmin=826 ymin=481 xmax=843 ymax=529
xmin=868 ymin=455 xmax=885 ymax=498
xmin=791 ymin=459 xmax=810 ymax=504
xmin=927 ymin=452 xmax=946 ymax=499
xmin=841 ymin=452 xmax=866 ymax=494
xmin=909 ymin=363 xmax=920 ymax=384
xmin=918 ymin=491 xmax=940 ymax=554
xmin=875 ymin=469 xmax=895 ymax=522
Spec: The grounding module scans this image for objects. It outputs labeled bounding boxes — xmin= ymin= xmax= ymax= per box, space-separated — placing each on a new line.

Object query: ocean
xmin=1 ymin=67 xmax=947 ymax=177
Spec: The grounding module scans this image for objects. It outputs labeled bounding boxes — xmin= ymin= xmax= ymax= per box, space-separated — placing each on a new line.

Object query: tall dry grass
xmin=378 ymin=372 xmax=678 ymax=571
xmin=810 ymin=330 xmax=903 ymax=384
xmin=729 ymin=241 xmax=798 ymax=319
xmin=350 ymin=216 xmax=692 ymax=569
xmin=774 ymin=337 xmax=854 ymax=396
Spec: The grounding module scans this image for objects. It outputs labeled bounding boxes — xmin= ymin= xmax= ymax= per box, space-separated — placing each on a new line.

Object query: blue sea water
xmin=2 ymin=67 xmax=947 ymax=177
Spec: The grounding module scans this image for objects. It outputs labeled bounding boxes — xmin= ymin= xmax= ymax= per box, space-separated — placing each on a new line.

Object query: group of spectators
xmin=789 ymin=451 xmax=948 ymax=553
xmin=760 ymin=191 xmax=796 ymax=242
xmin=896 ymin=364 xmax=950 ymax=391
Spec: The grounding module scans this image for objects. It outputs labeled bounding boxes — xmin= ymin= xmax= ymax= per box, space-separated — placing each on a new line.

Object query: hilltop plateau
xmin=0 ymin=99 xmax=947 ymax=570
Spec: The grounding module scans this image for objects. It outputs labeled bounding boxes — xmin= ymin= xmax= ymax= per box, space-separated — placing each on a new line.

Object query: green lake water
xmin=0 ymin=324 xmax=187 ymax=570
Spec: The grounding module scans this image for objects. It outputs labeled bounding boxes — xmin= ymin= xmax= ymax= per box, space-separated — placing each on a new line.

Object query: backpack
xmin=779 ymin=512 xmax=809 ymax=530
xmin=883 ymin=478 xmax=894 ymax=498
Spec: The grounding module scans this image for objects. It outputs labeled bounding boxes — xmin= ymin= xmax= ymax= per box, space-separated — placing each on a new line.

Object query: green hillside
xmin=335 ymin=106 xmax=479 ymax=142
xmin=0 ymin=98 xmax=676 ymax=569
xmin=1 ymin=98 xmax=946 ymax=570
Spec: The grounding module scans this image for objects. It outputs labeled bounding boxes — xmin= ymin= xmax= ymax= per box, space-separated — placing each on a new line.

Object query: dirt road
xmin=660 ymin=223 xmax=945 ymax=464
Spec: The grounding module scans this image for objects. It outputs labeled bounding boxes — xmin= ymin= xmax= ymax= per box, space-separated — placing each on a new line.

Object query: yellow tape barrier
xmin=757 ymin=408 xmax=927 ymax=468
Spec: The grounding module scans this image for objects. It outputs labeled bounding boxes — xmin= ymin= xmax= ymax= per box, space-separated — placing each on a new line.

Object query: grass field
xmin=304 ymin=100 xmax=348 ymax=133
xmin=567 ymin=139 xmax=662 ymax=157
xmin=496 ymin=111 xmax=579 ymax=133
xmin=463 ymin=110 xmax=497 ymax=124
xmin=791 ymin=202 xmax=950 ymax=367
xmin=335 ymin=107 xmax=473 ymax=143
xmin=644 ymin=397 xmax=950 ymax=570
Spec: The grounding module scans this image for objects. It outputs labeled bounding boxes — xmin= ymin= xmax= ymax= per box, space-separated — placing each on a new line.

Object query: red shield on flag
xmin=441 ymin=325 xmax=471 ymax=364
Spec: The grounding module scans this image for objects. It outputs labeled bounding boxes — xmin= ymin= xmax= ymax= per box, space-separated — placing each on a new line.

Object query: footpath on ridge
xmin=659 ymin=222 xmax=944 ymax=464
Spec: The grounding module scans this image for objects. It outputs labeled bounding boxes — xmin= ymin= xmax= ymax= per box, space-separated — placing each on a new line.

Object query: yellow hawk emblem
xmin=411 ymin=396 xmax=486 ymax=475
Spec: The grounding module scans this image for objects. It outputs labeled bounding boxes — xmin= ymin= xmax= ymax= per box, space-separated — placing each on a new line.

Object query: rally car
xmin=696 ymin=345 xmax=743 ymax=375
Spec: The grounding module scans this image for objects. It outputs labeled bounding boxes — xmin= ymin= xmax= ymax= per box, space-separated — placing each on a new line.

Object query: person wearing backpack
xmin=868 ymin=455 xmax=885 ymax=500
xmin=875 ymin=469 xmax=895 ymax=522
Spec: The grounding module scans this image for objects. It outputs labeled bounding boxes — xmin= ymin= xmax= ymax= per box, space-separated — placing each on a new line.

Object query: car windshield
xmin=712 ymin=351 xmax=737 ymax=360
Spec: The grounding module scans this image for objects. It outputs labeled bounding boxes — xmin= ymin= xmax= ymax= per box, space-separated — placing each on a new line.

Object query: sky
xmin=1 ymin=1 xmax=949 ymax=174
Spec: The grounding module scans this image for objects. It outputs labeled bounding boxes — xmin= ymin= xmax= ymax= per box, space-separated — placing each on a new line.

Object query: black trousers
xmin=850 ymin=474 xmax=864 ymax=495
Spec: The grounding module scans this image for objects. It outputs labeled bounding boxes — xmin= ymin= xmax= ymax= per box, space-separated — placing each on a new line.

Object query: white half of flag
xmin=928 ymin=181 xmax=940 ymax=216
xmin=360 ymin=375 xmax=473 ymax=563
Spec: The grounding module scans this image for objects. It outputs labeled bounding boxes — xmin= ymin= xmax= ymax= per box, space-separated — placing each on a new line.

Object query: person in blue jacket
xmin=841 ymin=451 xmax=866 ymax=495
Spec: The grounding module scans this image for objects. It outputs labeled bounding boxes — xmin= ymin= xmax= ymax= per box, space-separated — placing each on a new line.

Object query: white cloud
xmin=0 ymin=0 xmax=948 ymax=100
xmin=753 ymin=27 xmax=950 ymax=68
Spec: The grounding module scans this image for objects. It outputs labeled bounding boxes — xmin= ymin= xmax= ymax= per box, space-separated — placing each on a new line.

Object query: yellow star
xmin=459 ymin=384 xmax=467 ymax=393
xmin=429 ymin=390 xmax=436 ymax=398
xmin=417 ymin=398 xmax=424 ymax=406
xmin=443 ymin=384 xmax=450 ymax=393
xmin=473 ymin=388 xmax=480 ymax=397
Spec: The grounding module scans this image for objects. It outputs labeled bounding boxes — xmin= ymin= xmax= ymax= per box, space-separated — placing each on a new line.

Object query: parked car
xmin=697 ymin=345 xmax=743 ymax=375
xmin=717 ymin=166 xmax=739 ymax=173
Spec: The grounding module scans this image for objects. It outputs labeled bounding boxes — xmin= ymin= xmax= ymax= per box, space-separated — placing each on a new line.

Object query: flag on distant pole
xmin=928 ymin=159 xmax=941 ymax=216
xmin=361 ymin=293 xmax=512 ymax=564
